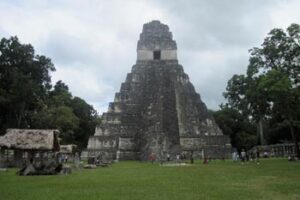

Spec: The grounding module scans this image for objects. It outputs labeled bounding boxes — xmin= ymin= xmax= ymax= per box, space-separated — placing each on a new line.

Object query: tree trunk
xmin=15 ymin=103 xmax=26 ymax=128
xmin=15 ymin=111 xmax=22 ymax=128
xmin=287 ymin=120 xmax=300 ymax=158
xmin=258 ymin=117 xmax=264 ymax=145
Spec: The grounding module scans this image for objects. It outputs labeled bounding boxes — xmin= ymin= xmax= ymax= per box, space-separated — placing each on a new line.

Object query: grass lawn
xmin=0 ymin=158 xmax=299 ymax=200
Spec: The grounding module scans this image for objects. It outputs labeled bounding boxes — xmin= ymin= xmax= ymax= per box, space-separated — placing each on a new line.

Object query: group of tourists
xmin=232 ymin=149 xmax=260 ymax=165
xmin=148 ymin=151 xmax=196 ymax=164
xmin=58 ymin=154 xmax=69 ymax=164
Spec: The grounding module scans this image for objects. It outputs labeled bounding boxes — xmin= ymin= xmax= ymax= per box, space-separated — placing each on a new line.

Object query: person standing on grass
xmin=232 ymin=151 xmax=238 ymax=161
xmin=250 ymin=151 xmax=255 ymax=162
xmin=203 ymin=155 xmax=208 ymax=164
xmin=149 ymin=152 xmax=156 ymax=164
xmin=60 ymin=154 xmax=64 ymax=164
xmin=190 ymin=151 xmax=194 ymax=164
xmin=241 ymin=149 xmax=246 ymax=165
xmin=246 ymin=152 xmax=249 ymax=162
xmin=167 ymin=153 xmax=170 ymax=162
xmin=203 ymin=150 xmax=208 ymax=164
xmin=256 ymin=149 xmax=260 ymax=165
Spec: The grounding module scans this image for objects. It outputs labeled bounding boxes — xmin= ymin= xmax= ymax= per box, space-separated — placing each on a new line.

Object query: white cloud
xmin=269 ymin=0 xmax=300 ymax=29
xmin=1 ymin=0 xmax=299 ymax=114
xmin=51 ymin=66 xmax=114 ymax=113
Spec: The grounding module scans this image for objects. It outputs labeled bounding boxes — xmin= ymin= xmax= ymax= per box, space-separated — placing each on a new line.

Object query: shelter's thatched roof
xmin=0 ymin=129 xmax=60 ymax=151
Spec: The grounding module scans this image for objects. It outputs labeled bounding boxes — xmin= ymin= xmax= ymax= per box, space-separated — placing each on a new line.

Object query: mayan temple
xmin=87 ymin=20 xmax=231 ymax=161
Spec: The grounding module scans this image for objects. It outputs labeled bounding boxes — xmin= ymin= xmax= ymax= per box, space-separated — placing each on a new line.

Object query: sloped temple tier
xmin=87 ymin=21 xmax=231 ymax=161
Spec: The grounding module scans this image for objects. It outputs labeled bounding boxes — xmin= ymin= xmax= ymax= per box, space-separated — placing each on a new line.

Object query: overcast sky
xmin=0 ymin=0 xmax=299 ymax=114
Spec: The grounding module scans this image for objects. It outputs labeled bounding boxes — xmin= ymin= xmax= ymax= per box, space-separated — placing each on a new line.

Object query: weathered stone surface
xmin=87 ymin=20 xmax=231 ymax=160
xmin=18 ymin=157 xmax=62 ymax=176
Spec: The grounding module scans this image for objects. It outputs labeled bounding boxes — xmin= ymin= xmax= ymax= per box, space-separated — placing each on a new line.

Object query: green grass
xmin=0 ymin=159 xmax=299 ymax=200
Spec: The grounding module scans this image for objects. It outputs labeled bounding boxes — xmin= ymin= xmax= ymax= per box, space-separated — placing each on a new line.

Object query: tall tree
xmin=32 ymin=81 xmax=98 ymax=149
xmin=213 ymin=107 xmax=256 ymax=151
xmin=224 ymin=24 xmax=300 ymax=157
xmin=71 ymin=97 xmax=99 ymax=149
xmin=0 ymin=36 xmax=55 ymax=131
xmin=0 ymin=36 xmax=99 ymax=149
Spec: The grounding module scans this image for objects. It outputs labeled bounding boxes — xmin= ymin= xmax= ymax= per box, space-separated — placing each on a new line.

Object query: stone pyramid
xmin=87 ymin=20 xmax=231 ymax=161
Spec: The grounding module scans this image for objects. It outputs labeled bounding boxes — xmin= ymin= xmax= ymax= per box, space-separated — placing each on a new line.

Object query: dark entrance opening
xmin=153 ymin=50 xmax=161 ymax=60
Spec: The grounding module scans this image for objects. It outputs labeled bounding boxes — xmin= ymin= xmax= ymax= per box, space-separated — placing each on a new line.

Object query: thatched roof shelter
xmin=0 ymin=129 xmax=60 ymax=151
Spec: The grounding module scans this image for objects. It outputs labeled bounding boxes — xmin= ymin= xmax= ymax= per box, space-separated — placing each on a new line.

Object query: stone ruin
xmin=87 ymin=20 xmax=231 ymax=161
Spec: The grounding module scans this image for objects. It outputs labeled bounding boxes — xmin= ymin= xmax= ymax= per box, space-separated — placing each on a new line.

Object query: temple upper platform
xmin=137 ymin=20 xmax=177 ymax=61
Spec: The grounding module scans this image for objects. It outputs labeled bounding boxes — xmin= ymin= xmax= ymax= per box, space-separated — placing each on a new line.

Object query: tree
xmin=224 ymin=24 xmax=300 ymax=157
xmin=49 ymin=80 xmax=72 ymax=107
xmin=213 ymin=107 xmax=256 ymax=151
xmin=71 ymin=97 xmax=99 ymax=149
xmin=0 ymin=36 xmax=55 ymax=132
xmin=224 ymin=74 xmax=270 ymax=145
xmin=0 ymin=36 xmax=99 ymax=149
xmin=32 ymin=81 xmax=99 ymax=149
xmin=256 ymin=69 xmax=300 ymax=156
xmin=50 ymin=106 xmax=79 ymax=144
